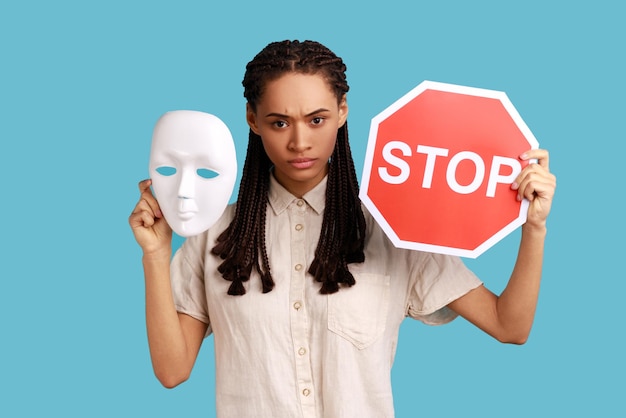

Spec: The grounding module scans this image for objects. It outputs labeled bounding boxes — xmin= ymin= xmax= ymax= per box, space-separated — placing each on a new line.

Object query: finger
xmin=140 ymin=210 xmax=157 ymax=228
xmin=516 ymin=169 xmax=556 ymax=202
xmin=520 ymin=149 xmax=550 ymax=170
xmin=129 ymin=207 xmax=155 ymax=229
xmin=136 ymin=180 xmax=163 ymax=218
xmin=516 ymin=167 xmax=538 ymax=197
xmin=130 ymin=200 xmax=155 ymax=227
xmin=138 ymin=179 xmax=152 ymax=193
xmin=513 ymin=152 xmax=552 ymax=189
xmin=516 ymin=162 xmax=555 ymax=187
xmin=132 ymin=197 xmax=155 ymax=216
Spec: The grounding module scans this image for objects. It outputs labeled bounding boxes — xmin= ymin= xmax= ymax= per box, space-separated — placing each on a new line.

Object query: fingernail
xmin=511 ymin=182 xmax=519 ymax=190
xmin=520 ymin=153 xmax=528 ymax=160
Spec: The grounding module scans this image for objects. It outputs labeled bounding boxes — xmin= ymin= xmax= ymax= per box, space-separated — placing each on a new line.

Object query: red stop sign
xmin=360 ymin=81 xmax=539 ymax=258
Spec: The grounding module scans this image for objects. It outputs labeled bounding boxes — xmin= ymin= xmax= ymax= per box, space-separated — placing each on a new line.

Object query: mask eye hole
xmin=197 ymin=168 xmax=219 ymax=179
xmin=156 ymin=166 xmax=177 ymax=176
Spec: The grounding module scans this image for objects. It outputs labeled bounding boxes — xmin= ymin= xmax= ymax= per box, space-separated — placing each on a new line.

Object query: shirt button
xmin=298 ymin=347 xmax=307 ymax=356
xmin=293 ymin=301 xmax=302 ymax=310
xmin=297 ymin=200 xmax=305 ymax=207
xmin=295 ymin=263 xmax=303 ymax=272
xmin=302 ymin=388 xmax=311 ymax=397
xmin=295 ymin=223 xmax=303 ymax=231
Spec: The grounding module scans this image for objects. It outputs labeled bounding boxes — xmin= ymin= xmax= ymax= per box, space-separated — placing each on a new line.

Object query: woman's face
xmin=246 ymin=72 xmax=348 ymax=197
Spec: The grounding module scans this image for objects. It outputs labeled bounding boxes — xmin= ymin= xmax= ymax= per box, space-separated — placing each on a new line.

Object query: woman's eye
xmin=197 ymin=168 xmax=219 ymax=179
xmin=273 ymin=120 xmax=288 ymax=128
xmin=311 ymin=117 xmax=324 ymax=125
xmin=156 ymin=166 xmax=177 ymax=176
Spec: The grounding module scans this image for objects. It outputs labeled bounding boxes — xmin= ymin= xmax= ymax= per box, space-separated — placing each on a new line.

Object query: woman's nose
xmin=288 ymin=125 xmax=311 ymax=152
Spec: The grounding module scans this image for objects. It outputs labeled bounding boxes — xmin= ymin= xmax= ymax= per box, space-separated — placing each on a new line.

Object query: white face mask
xmin=149 ymin=110 xmax=237 ymax=237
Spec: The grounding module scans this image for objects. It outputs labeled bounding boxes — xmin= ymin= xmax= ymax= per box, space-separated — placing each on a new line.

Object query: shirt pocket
xmin=327 ymin=273 xmax=390 ymax=349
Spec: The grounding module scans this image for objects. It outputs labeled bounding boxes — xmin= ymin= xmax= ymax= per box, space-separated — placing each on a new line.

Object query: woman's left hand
xmin=512 ymin=149 xmax=557 ymax=229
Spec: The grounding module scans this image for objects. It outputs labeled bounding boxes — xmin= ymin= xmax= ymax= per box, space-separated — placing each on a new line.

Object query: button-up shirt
xmin=171 ymin=174 xmax=482 ymax=418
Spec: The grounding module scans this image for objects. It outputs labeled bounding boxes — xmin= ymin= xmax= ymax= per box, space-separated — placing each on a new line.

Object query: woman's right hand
xmin=129 ymin=179 xmax=172 ymax=257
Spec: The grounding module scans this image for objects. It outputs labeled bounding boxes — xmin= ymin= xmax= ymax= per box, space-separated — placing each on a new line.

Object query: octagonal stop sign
xmin=360 ymin=81 xmax=539 ymax=258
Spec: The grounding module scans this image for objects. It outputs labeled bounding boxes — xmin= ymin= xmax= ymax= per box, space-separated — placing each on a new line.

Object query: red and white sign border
xmin=359 ymin=80 xmax=539 ymax=258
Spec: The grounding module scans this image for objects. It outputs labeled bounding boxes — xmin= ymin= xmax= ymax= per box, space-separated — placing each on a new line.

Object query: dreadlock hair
xmin=211 ymin=40 xmax=366 ymax=296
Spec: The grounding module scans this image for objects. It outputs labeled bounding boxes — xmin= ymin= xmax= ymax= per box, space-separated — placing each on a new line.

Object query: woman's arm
xmin=448 ymin=149 xmax=556 ymax=344
xmin=129 ymin=179 xmax=208 ymax=387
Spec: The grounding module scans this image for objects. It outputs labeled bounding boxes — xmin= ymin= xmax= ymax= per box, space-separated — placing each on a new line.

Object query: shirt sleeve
xmin=406 ymin=253 xmax=483 ymax=325
xmin=170 ymin=234 xmax=212 ymax=333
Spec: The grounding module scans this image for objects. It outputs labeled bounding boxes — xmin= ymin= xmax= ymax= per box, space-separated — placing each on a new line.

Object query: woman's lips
xmin=289 ymin=158 xmax=316 ymax=169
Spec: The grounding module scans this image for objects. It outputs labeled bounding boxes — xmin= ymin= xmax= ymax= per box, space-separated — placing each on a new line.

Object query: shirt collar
xmin=268 ymin=172 xmax=327 ymax=215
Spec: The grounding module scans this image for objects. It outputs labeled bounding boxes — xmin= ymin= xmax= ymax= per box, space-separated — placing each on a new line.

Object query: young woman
xmin=129 ymin=40 xmax=556 ymax=417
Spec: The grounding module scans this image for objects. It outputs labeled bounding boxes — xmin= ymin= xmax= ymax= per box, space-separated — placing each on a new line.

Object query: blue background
xmin=1 ymin=0 xmax=623 ymax=416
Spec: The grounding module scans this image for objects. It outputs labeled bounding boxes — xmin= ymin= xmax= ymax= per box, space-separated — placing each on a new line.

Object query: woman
xmin=129 ymin=39 xmax=556 ymax=417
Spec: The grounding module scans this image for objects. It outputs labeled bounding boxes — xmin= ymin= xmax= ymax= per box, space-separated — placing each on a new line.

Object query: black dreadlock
xmin=211 ymin=40 xmax=366 ymax=295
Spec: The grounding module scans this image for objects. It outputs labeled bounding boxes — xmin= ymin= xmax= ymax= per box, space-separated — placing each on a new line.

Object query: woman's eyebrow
xmin=305 ymin=108 xmax=330 ymax=116
xmin=264 ymin=108 xmax=330 ymax=118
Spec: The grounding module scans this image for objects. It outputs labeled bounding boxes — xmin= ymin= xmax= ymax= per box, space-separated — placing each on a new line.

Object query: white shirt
xmin=171 ymin=174 xmax=482 ymax=418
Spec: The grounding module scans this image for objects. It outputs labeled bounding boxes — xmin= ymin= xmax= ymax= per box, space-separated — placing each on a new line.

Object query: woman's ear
xmin=338 ymin=94 xmax=349 ymax=128
xmin=246 ymin=103 xmax=261 ymax=135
